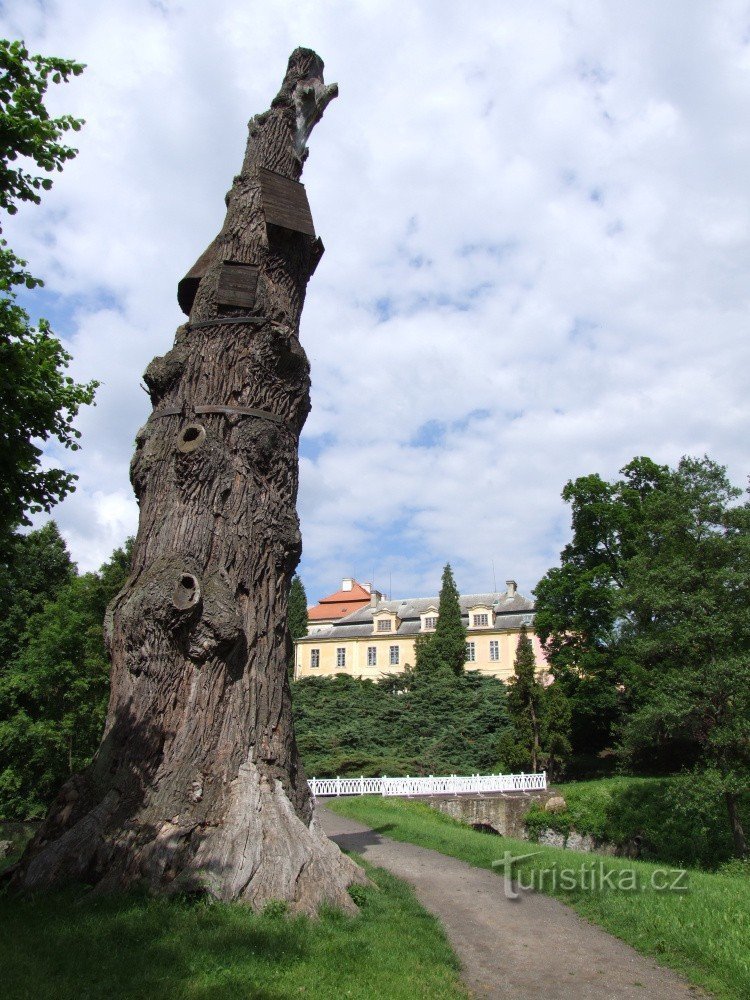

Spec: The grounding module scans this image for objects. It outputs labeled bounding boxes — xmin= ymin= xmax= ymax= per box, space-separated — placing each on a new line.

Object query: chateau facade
xmin=294 ymin=579 xmax=548 ymax=682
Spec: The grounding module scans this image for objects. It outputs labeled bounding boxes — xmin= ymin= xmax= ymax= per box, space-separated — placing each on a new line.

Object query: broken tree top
xmin=177 ymin=48 xmax=338 ymax=317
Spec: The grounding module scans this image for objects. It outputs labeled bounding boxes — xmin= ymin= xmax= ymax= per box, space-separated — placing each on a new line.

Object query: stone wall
xmin=420 ymin=793 xmax=625 ymax=856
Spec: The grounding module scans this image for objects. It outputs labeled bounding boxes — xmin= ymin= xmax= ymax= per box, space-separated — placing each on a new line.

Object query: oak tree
xmin=8 ymin=49 xmax=363 ymax=911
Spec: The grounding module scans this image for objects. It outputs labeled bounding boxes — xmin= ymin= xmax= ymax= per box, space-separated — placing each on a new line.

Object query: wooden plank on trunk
xmin=259 ymin=167 xmax=315 ymax=236
xmin=217 ymin=262 xmax=259 ymax=309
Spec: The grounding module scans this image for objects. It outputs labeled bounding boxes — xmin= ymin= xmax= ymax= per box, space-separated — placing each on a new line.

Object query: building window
xmin=336 ymin=647 xmax=346 ymax=668
xmin=489 ymin=640 xmax=499 ymax=662
xmin=424 ymin=616 xmax=437 ymax=629
xmin=311 ymin=648 xmax=320 ymax=668
xmin=367 ymin=646 xmax=377 ymax=666
xmin=465 ymin=641 xmax=476 ymax=663
xmin=377 ymin=618 xmax=392 ymax=632
xmin=389 ymin=645 xmax=399 ymax=665
xmin=473 ymin=613 xmax=489 ymax=627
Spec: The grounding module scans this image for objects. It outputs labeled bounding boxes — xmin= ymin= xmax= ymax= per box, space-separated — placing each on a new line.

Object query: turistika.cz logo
xmin=492 ymin=851 xmax=690 ymax=900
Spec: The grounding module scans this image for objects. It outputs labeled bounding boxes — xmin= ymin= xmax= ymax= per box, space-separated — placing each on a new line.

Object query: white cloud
xmin=3 ymin=0 xmax=749 ymax=605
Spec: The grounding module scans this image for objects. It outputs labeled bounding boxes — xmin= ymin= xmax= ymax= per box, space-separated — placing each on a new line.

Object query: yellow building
xmin=294 ymin=579 xmax=548 ymax=682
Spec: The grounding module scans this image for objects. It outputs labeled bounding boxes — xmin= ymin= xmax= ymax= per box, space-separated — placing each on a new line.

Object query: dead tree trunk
xmin=8 ymin=49 xmax=364 ymax=912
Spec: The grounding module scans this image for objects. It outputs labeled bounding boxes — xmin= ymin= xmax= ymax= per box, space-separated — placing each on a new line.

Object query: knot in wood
xmin=176 ymin=423 xmax=206 ymax=454
xmin=172 ymin=573 xmax=201 ymax=611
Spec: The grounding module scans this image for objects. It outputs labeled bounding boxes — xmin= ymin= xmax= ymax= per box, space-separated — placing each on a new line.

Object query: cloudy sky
xmin=3 ymin=0 xmax=749 ymax=605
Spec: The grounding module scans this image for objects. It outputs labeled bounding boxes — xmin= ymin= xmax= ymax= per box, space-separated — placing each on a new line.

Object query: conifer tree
xmin=501 ymin=625 xmax=543 ymax=771
xmin=539 ymin=680 xmax=572 ymax=781
xmin=499 ymin=625 xmax=572 ymax=778
xmin=287 ymin=575 xmax=308 ymax=678
xmin=416 ymin=563 xmax=467 ymax=675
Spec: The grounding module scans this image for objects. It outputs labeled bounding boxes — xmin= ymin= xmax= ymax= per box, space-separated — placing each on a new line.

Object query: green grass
xmin=0 ymin=855 xmax=467 ymax=999
xmin=328 ymin=796 xmax=750 ymax=1000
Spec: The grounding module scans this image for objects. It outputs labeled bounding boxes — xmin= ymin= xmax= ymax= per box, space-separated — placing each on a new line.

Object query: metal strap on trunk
xmin=186 ymin=316 xmax=267 ymax=331
xmin=152 ymin=403 xmax=284 ymax=425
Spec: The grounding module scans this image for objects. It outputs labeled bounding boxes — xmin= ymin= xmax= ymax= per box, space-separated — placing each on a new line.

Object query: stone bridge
xmin=417 ymin=788 xmax=558 ymax=838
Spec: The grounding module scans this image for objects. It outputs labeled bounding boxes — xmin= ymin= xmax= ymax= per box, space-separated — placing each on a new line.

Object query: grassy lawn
xmin=0 ymin=854 xmax=467 ymax=999
xmin=328 ymin=796 xmax=750 ymax=1000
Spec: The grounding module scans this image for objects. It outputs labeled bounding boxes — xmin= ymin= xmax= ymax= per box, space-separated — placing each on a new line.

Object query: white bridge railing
xmin=308 ymin=772 xmax=547 ymax=798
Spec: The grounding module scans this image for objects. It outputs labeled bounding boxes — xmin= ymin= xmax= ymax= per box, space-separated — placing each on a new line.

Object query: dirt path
xmin=319 ymin=806 xmax=708 ymax=1000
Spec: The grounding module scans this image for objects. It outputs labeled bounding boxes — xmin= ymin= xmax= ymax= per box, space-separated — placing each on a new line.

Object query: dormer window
xmin=468 ymin=605 xmax=492 ymax=629
xmin=373 ymin=610 xmax=397 ymax=635
xmin=420 ymin=606 xmax=439 ymax=632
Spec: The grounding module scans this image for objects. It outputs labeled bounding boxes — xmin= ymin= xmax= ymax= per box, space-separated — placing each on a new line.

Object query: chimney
xmin=370 ymin=589 xmax=379 ymax=609
xmin=342 ymin=578 xmax=353 ymax=592
xmin=363 ymin=582 xmax=372 ymax=594
xmin=505 ymin=580 xmax=517 ymax=599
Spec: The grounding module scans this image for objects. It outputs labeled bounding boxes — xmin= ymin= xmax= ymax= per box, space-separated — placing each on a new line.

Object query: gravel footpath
xmin=319 ymin=806 xmax=708 ymax=1000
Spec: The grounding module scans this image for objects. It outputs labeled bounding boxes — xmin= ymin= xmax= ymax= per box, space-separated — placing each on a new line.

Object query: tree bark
xmin=725 ymin=791 xmax=748 ymax=858
xmin=7 ymin=49 xmax=364 ymax=912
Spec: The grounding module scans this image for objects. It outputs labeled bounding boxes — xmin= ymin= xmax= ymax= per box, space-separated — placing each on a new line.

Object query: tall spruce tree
xmin=499 ymin=625 xmax=572 ymax=778
xmin=415 ymin=563 xmax=467 ymax=675
xmin=287 ymin=575 xmax=308 ymax=678
xmin=498 ymin=625 xmax=544 ymax=772
xmin=539 ymin=680 xmax=572 ymax=781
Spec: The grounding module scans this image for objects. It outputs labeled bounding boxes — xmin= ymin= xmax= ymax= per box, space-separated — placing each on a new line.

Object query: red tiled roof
xmin=309 ymin=601 xmax=361 ymax=620
xmin=316 ymin=582 xmax=372 ymax=604
xmin=307 ymin=581 xmax=372 ymax=621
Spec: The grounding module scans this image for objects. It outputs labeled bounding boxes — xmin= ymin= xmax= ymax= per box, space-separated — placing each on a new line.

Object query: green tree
xmin=0 ymin=537 xmax=132 ymax=819
xmin=498 ymin=626 xmax=543 ymax=772
xmin=0 ymin=521 xmax=75 ymax=666
xmin=292 ymin=667 xmax=510 ymax=779
xmin=498 ymin=626 xmax=572 ymax=779
xmin=539 ymin=680 xmax=572 ymax=781
xmin=620 ymin=656 xmax=750 ymax=857
xmin=534 ymin=456 xmax=749 ymax=757
xmin=415 ymin=563 xmax=467 ymax=675
xmin=0 ymin=39 xmax=96 ymax=549
xmin=288 ymin=574 xmax=308 ymax=678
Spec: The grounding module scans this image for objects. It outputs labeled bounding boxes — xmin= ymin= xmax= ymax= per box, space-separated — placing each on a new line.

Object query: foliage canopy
xmin=0 ymin=39 xmax=96 ymax=548
xmin=0 ymin=525 xmax=132 ymax=819
xmin=534 ymin=455 xmax=749 ymax=758
xmin=292 ymin=667 xmax=510 ymax=778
